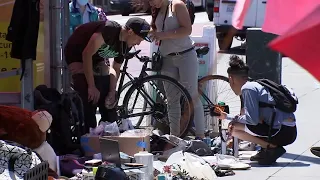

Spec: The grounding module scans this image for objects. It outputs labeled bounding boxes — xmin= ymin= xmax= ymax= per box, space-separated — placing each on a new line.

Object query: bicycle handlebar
xmin=124 ymin=50 xmax=141 ymax=60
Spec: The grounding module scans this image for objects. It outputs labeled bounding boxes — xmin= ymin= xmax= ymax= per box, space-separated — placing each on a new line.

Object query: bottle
xmin=203 ymin=137 xmax=211 ymax=147
xmin=134 ymin=151 xmax=154 ymax=180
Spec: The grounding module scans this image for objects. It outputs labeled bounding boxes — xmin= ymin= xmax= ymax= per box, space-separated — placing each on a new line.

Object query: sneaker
xmin=249 ymin=148 xmax=266 ymax=161
xmin=258 ymin=146 xmax=286 ymax=165
xmin=239 ymin=141 xmax=256 ymax=151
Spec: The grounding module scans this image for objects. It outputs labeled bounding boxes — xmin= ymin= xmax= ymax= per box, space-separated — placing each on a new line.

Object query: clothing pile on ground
xmin=55 ymin=121 xmax=261 ymax=180
xmin=0 ymin=97 xmax=261 ymax=180
xmin=0 ymin=85 xmax=263 ymax=180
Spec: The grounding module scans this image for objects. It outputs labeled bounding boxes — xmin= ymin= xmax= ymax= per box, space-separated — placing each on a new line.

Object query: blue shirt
xmin=69 ymin=2 xmax=99 ymax=33
xmin=227 ymin=81 xmax=296 ymax=129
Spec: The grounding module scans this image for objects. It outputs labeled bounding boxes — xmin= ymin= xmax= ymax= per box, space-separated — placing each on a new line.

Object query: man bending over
xmin=65 ymin=17 xmax=151 ymax=133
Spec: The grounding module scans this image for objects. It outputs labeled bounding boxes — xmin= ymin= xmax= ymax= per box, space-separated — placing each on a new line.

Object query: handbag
xmin=152 ymin=6 xmax=169 ymax=72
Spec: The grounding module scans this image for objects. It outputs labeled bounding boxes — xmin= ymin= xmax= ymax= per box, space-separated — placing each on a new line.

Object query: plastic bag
xmin=120 ymin=129 xmax=152 ymax=137
xmin=119 ymin=119 xmax=134 ymax=132
xmin=103 ymin=122 xmax=120 ymax=136
xmin=90 ymin=122 xmax=110 ymax=136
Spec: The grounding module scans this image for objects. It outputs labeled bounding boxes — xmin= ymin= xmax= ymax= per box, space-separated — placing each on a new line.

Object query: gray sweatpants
xmin=161 ymin=50 xmax=205 ymax=136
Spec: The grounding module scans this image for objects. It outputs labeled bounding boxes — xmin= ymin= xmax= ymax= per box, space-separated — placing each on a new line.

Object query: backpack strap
xmin=259 ymin=101 xmax=275 ymax=109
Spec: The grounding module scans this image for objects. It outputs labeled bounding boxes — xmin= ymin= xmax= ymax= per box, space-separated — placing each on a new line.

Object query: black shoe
xmin=250 ymin=148 xmax=266 ymax=161
xmin=310 ymin=147 xmax=320 ymax=158
xmin=258 ymin=146 xmax=286 ymax=165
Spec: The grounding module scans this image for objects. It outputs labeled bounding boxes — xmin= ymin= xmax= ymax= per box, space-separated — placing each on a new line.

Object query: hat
xmin=125 ymin=17 xmax=151 ymax=42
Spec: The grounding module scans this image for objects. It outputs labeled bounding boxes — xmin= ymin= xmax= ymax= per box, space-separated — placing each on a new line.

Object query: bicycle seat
xmin=196 ymin=46 xmax=210 ymax=56
xmin=125 ymin=50 xmax=141 ymax=59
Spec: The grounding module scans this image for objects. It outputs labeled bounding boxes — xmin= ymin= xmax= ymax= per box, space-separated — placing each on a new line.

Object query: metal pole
xmin=61 ymin=0 xmax=71 ymax=92
xmin=20 ymin=59 xmax=34 ymax=110
xmin=246 ymin=28 xmax=282 ymax=84
xmin=49 ymin=0 xmax=62 ymax=92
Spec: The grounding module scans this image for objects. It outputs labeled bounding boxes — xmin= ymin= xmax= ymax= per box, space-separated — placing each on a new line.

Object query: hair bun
xmin=229 ymin=55 xmax=246 ymax=68
xmin=227 ymin=55 xmax=249 ymax=75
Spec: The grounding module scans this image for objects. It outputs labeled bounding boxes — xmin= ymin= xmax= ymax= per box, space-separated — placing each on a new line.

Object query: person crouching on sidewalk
xmin=217 ymin=55 xmax=297 ymax=165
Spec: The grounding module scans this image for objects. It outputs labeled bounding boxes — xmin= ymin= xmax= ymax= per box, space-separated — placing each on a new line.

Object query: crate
xmin=24 ymin=161 xmax=49 ymax=180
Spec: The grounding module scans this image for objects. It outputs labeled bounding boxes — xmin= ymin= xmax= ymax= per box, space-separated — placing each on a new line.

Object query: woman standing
xmin=148 ymin=0 xmax=205 ymax=138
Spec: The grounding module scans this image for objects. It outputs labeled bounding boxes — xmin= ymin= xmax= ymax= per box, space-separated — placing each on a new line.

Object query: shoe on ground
xmin=257 ymin=146 xmax=286 ymax=165
xmin=310 ymin=147 xmax=320 ymax=157
xmin=239 ymin=141 xmax=256 ymax=151
xmin=250 ymin=148 xmax=266 ymax=161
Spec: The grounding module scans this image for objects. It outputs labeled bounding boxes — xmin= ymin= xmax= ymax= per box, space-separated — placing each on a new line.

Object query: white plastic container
xmin=134 ymin=151 xmax=154 ymax=180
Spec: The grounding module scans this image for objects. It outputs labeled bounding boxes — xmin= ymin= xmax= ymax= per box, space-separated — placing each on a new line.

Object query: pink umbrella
xmin=269 ymin=6 xmax=320 ymax=81
xmin=232 ymin=0 xmax=318 ymax=35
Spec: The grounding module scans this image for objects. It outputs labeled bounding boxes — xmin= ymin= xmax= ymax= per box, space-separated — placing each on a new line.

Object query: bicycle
xmin=116 ymin=50 xmax=194 ymax=137
xmin=130 ymin=47 xmax=242 ymax=138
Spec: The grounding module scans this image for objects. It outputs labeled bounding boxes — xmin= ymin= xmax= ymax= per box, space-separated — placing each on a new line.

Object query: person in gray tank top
xmin=148 ymin=0 xmax=205 ymax=138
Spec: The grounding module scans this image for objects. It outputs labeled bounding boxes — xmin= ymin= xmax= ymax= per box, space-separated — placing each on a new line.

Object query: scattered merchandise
xmin=0 ymin=105 xmax=58 ymax=177
xmin=1 ymin=100 xmax=263 ymax=179
xmin=165 ymin=151 xmax=218 ymax=179
xmin=134 ymin=151 xmax=154 ymax=180
xmin=95 ymin=164 xmax=127 ymax=180
xmin=239 ymin=141 xmax=256 ymax=151
xmin=0 ymin=140 xmax=43 ymax=179
xmin=103 ymin=121 xmax=120 ymax=136
xmin=34 ymin=85 xmax=85 ymax=155
xmin=184 ymin=140 xmax=213 ymax=156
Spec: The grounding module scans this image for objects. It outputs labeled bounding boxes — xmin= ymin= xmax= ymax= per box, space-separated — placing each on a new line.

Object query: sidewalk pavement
xmin=113 ymin=23 xmax=320 ymax=179
xmin=216 ymin=54 xmax=320 ymax=180
xmin=199 ymin=24 xmax=320 ymax=179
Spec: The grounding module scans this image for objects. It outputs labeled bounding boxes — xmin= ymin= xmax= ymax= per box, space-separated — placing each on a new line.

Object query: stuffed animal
xmin=0 ymin=105 xmax=57 ymax=174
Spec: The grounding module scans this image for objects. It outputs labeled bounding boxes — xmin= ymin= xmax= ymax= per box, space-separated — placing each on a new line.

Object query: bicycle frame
xmin=199 ymin=88 xmax=215 ymax=111
xmin=116 ymin=55 xmax=166 ymax=119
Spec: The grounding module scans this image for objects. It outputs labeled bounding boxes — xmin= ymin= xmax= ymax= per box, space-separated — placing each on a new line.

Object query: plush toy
xmin=0 ymin=105 xmax=57 ymax=174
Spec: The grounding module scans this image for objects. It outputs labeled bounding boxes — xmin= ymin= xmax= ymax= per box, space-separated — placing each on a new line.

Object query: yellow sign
xmin=0 ymin=0 xmax=45 ymax=92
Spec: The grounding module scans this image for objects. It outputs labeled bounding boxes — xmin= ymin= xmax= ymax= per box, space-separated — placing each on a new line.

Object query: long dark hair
xmin=151 ymin=7 xmax=160 ymax=30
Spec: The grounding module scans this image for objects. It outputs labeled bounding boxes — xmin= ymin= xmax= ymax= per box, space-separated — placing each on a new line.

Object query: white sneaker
xmin=239 ymin=141 xmax=256 ymax=151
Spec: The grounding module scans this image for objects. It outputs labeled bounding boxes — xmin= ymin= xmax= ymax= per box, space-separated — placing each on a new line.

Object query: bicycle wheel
xmin=123 ymin=74 xmax=194 ymax=138
xmin=201 ymin=75 xmax=242 ymax=130
xmin=188 ymin=75 xmax=242 ymax=136
xmin=118 ymin=80 xmax=147 ymax=126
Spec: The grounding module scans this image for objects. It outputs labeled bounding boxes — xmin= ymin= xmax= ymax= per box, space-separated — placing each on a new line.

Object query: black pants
xmin=246 ymin=123 xmax=297 ymax=147
xmin=72 ymin=74 xmax=118 ymax=133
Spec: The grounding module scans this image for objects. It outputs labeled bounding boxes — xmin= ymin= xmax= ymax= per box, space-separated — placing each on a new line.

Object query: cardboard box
xmin=80 ymin=134 xmax=150 ymax=157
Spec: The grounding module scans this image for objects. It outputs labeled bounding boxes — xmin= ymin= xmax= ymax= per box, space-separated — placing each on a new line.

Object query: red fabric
xmin=269 ymin=6 xmax=320 ymax=81
xmin=0 ymin=105 xmax=45 ymax=149
xmin=232 ymin=0 xmax=319 ymax=35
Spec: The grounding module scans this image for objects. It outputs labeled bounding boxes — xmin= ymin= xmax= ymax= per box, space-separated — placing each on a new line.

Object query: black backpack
xmin=34 ymin=85 xmax=85 ymax=155
xmin=170 ymin=0 xmax=195 ymax=24
xmin=255 ymin=79 xmax=298 ymax=113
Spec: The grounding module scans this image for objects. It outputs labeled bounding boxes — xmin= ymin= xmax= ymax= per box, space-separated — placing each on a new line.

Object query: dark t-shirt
xmin=64 ymin=20 xmax=130 ymax=66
